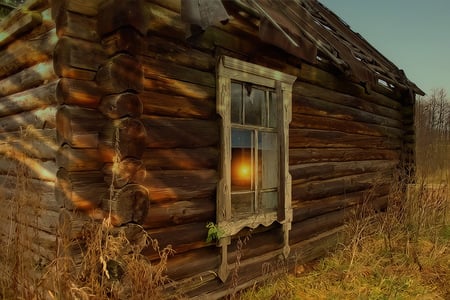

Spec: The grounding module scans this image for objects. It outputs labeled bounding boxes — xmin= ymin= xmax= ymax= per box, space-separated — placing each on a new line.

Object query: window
xmin=216 ymin=56 xmax=296 ymax=280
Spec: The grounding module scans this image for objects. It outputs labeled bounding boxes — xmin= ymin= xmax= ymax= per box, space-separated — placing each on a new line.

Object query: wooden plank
xmin=56 ymin=144 xmax=102 ymax=172
xmin=56 ymin=105 xmax=106 ymax=148
xmin=292 ymin=95 xmax=402 ymax=128
xmin=141 ymin=55 xmax=215 ymax=88
xmin=289 ymin=147 xmax=400 ymax=164
xmin=143 ymin=198 xmax=215 ymax=229
xmin=140 ymin=90 xmax=215 ymax=120
xmin=0 ymin=128 xmax=57 ymax=160
xmin=292 ymin=170 xmax=392 ymax=202
xmin=291 ymin=113 xmax=403 ymax=138
xmin=0 ymin=80 xmax=57 ymax=117
xmin=141 ymin=115 xmax=219 ymax=148
xmin=290 ymin=160 xmax=398 ymax=184
xmin=55 ymin=168 xmax=108 ymax=210
xmin=0 ymin=61 xmax=56 ymax=98
xmin=96 ymin=53 xmax=143 ymax=94
xmin=142 ymin=169 xmax=218 ymax=203
xmin=290 ymin=129 xmax=402 ymax=149
xmin=0 ymin=10 xmax=42 ymax=47
xmin=0 ymin=106 xmax=57 ymax=133
xmin=142 ymin=147 xmax=219 ymax=170
xmin=56 ymin=78 xmax=102 ymax=108
xmin=0 ymin=28 xmax=57 ymax=79
xmin=53 ymin=36 xmax=106 ymax=80
xmin=143 ymin=35 xmax=214 ymax=71
xmin=55 ymin=10 xmax=99 ymax=41
xmin=143 ymin=77 xmax=215 ymax=101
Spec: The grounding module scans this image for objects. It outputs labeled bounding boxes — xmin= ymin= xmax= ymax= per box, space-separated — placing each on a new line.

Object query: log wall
xmin=0 ymin=0 xmax=59 ymax=265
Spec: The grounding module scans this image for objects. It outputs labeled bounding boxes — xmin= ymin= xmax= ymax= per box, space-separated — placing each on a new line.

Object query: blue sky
xmin=319 ymin=0 xmax=450 ymax=96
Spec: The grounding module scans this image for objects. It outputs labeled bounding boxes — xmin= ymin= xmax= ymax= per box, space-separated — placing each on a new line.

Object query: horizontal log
xmin=142 ymin=169 xmax=218 ymax=203
xmin=290 ymin=160 xmax=398 ymax=184
xmin=0 ymin=80 xmax=57 ymax=118
xmin=0 ymin=106 xmax=56 ymax=133
xmin=293 ymin=81 xmax=401 ymax=115
xmin=164 ymin=246 xmax=219 ymax=281
xmin=292 ymin=170 xmax=393 ymax=202
xmin=102 ymin=157 xmax=147 ymax=188
xmin=53 ymin=36 xmax=107 ymax=80
xmin=144 ymin=222 xmax=209 ymax=259
xmin=56 ymin=105 xmax=106 ymax=148
xmin=142 ymin=147 xmax=219 ymax=170
xmin=56 ymin=144 xmax=102 ymax=172
xmin=103 ymin=184 xmax=149 ymax=226
xmin=0 ymin=60 xmax=56 ymax=97
xmin=291 ymin=113 xmax=403 ymax=138
xmin=99 ymin=117 xmax=147 ymax=161
xmin=292 ymin=95 xmax=402 ymax=129
xmin=0 ymin=28 xmax=57 ymax=79
xmin=55 ymin=10 xmax=99 ymax=41
xmin=55 ymin=168 xmax=108 ymax=210
xmin=140 ymin=90 xmax=215 ymax=119
xmin=144 ymin=1 xmax=186 ymax=40
xmin=98 ymin=0 xmax=146 ymax=36
xmin=290 ymin=225 xmax=344 ymax=265
xmin=0 ymin=156 xmax=56 ymax=181
xmin=142 ymin=115 xmax=219 ymax=148
xmin=52 ymin=0 xmax=101 ymax=18
xmin=143 ymin=77 xmax=215 ymax=101
xmin=0 ymin=176 xmax=58 ymax=211
xmin=96 ymin=53 xmax=143 ymax=93
xmin=290 ymin=129 xmax=402 ymax=149
xmin=102 ymin=26 xmax=143 ymax=57
xmin=0 ymin=9 xmax=42 ymax=47
xmin=0 ymin=204 xmax=58 ymax=235
xmin=0 ymin=128 xmax=57 ymax=160
xmin=292 ymin=184 xmax=391 ymax=222
xmin=56 ymin=78 xmax=102 ymax=108
xmin=99 ymin=92 xmax=143 ymax=119
xmin=143 ymin=35 xmax=214 ymax=71
xmin=142 ymin=198 xmax=215 ymax=229
xmin=141 ymin=56 xmax=215 ymax=88
xmin=289 ymin=147 xmax=400 ymax=165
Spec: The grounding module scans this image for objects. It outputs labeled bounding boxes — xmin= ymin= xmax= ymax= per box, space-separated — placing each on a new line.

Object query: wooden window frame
xmin=216 ymin=56 xmax=296 ymax=281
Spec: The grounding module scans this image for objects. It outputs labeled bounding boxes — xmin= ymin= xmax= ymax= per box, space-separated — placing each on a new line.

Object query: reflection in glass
xmin=231 ymin=82 xmax=243 ymax=124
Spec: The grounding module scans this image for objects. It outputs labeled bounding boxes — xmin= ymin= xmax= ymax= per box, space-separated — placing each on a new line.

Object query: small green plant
xmin=205 ymin=222 xmax=224 ymax=243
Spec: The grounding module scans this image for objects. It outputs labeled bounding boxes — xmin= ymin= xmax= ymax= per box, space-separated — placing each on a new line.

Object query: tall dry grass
xmin=0 ymin=129 xmax=178 ymax=300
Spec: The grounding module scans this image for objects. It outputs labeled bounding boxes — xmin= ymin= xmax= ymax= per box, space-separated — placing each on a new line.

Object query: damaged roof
xmin=182 ymin=0 xmax=424 ymax=96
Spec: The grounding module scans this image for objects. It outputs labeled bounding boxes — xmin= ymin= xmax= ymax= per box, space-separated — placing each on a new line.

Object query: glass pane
xmin=231 ymin=82 xmax=242 ymax=124
xmin=258 ymin=132 xmax=278 ymax=189
xmin=260 ymin=191 xmax=278 ymax=211
xmin=244 ymin=86 xmax=266 ymax=126
xmin=231 ymin=128 xmax=253 ymax=191
xmin=269 ymin=91 xmax=277 ymax=128
xmin=231 ymin=192 xmax=254 ymax=216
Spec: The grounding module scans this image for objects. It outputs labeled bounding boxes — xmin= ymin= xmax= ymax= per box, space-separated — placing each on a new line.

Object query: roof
xmin=181 ymin=0 xmax=424 ymax=96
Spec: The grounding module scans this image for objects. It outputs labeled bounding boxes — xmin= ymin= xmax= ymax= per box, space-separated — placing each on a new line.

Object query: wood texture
xmin=56 ymin=105 xmax=106 ymax=148
xmin=142 ymin=147 xmax=218 ymax=170
xmin=0 ymin=106 xmax=56 ymax=133
xmin=0 ymin=128 xmax=57 ymax=160
xmin=102 ymin=158 xmax=146 ymax=188
xmin=0 ymin=28 xmax=57 ymax=79
xmin=99 ymin=93 xmax=143 ymax=119
xmin=102 ymin=27 xmax=143 ymax=57
xmin=56 ymin=78 xmax=102 ymax=108
xmin=55 ymin=168 xmax=108 ymax=210
xmin=0 ymin=10 xmax=42 ymax=47
xmin=98 ymin=0 xmax=146 ymax=36
xmin=96 ymin=53 xmax=143 ymax=94
xmin=0 ymin=61 xmax=56 ymax=97
xmin=56 ymin=144 xmax=102 ymax=172
xmin=55 ymin=10 xmax=99 ymax=41
xmin=103 ymin=184 xmax=149 ymax=226
xmin=0 ymin=80 xmax=57 ymax=117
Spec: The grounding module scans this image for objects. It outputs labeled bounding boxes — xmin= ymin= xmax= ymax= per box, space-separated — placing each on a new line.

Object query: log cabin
xmin=0 ymin=0 xmax=423 ymax=298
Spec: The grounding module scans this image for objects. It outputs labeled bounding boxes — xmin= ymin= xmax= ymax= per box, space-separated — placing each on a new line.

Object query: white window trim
xmin=216 ymin=56 xmax=295 ymax=281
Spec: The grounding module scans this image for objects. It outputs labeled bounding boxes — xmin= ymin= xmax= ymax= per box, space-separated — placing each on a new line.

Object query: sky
xmin=319 ymin=0 xmax=450 ymax=97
